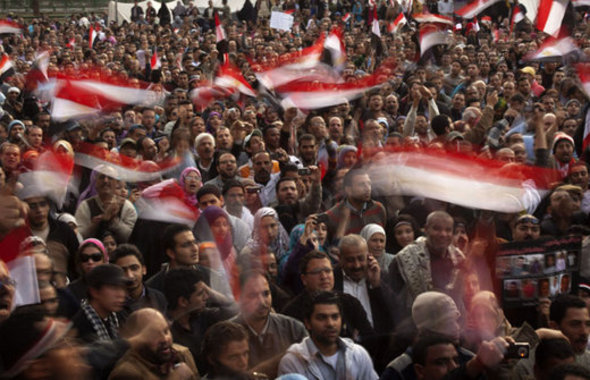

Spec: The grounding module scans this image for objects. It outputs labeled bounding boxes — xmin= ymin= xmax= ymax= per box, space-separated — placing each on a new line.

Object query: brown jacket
xmin=108 ymin=344 xmax=200 ymax=380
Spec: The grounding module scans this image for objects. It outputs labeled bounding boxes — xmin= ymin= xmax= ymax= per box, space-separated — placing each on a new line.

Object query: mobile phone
xmin=298 ymin=168 xmax=312 ymax=176
xmin=505 ymin=343 xmax=530 ymax=359
xmin=246 ymin=187 xmax=261 ymax=194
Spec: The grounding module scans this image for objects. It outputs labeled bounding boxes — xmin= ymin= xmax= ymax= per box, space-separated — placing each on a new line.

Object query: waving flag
xmin=575 ymin=63 xmax=590 ymax=152
xmin=215 ymin=12 xmax=228 ymax=63
xmin=342 ymin=12 xmax=351 ymax=23
xmin=572 ymin=0 xmax=590 ymax=7
xmin=536 ymin=0 xmax=568 ymax=37
xmin=136 ymin=179 xmax=200 ymax=227
xmin=524 ymin=36 xmax=581 ymax=62
xmin=456 ymin=0 xmax=505 ymax=18
xmin=150 ymin=48 xmax=161 ymax=70
xmin=0 ymin=54 xmax=15 ymax=82
xmin=389 ymin=12 xmax=408 ymax=34
xmin=510 ymin=4 xmax=525 ymax=34
xmin=323 ymin=27 xmax=347 ymax=71
xmin=214 ymin=63 xmax=256 ymax=97
xmin=420 ymin=24 xmax=454 ymax=56
xmin=371 ymin=7 xmax=381 ymax=37
xmin=366 ymin=148 xmax=558 ymax=214
xmin=190 ymin=84 xmax=235 ymax=111
xmin=413 ymin=12 xmax=454 ymax=26
xmin=50 ymin=74 xmax=164 ymax=120
xmin=0 ymin=19 xmax=22 ymax=34
xmin=88 ymin=25 xmax=99 ymax=49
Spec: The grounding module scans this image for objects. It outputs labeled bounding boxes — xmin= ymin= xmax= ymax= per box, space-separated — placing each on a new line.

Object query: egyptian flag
xmin=572 ymin=0 xmax=590 ymax=7
xmin=66 ymin=37 xmax=76 ymax=49
xmin=389 ymin=13 xmax=408 ymax=34
xmin=366 ymin=147 xmax=559 ymax=214
xmin=371 ymin=7 xmax=381 ymax=37
xmin=323 ymin=27 xmax=347 ymax=72
xmin=150 ymin=48 xmax=161 ymax=70
xmin=523 ymin=36 xmax=580 ymax=62
xmin=575 ymin=63 xmax=590 ymax=154
xmin=0 ymin=19 xmax=21 ymax=34
xmin=214 ymin=63 xmax=256 ymax=97
xmin=536 ymin=0 xmax=568 ymax=37
xmin=342 ymin=12 xmax=351 ymax=23
xmin=88 ymin=25 xmax=99 ymax=49
xmin=0 ymin=54 xmax=15 ymax=82
xmin=510 ymin=3 xmax=525 ymax=34
xmin=24 ymin=51 xmax=49 ymax=91
xmin=456 ymin=0 xmax=505 ymax=18
xmin=413 ymin=12 xmax=454 ymax=26
xmin=419 ymin=24 xmax=453 ymax=56
xmin=190 ymin=84 xmax=234 ymax=111
xmin=215 ymin=12 xmax=228 ymax=64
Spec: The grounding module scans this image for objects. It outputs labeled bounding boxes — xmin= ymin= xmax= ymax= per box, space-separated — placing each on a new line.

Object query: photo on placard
xmin=521 ymin=278 xmax=537 ymax=299
xmin=550 ymin=275 xmax=560 ymax=296
xmin=567 ymin=252 xmax=577 ymax=268
xmin=504 ymin=279 xmax=521 ymax=299
xmin=559 ymin=273 xmax=571 ymax=294
xmin=511 ymin=256 xmax=529 ymax=276
xmin=556 ymin=251 xmax=567 ymax=271
xmin=538 ymin=278 xmax=550 ymax=298
xmin=527 ymin=254 xmax=544 ymax=275
xmin=544 ymin=253 xmax=557 ymax=274
xmin=496 ymin=256 xmax=512 ymax=277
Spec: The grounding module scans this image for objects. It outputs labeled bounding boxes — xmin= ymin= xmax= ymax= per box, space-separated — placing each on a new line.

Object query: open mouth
xmin=0 ymin=298 xmax=11 ymax=311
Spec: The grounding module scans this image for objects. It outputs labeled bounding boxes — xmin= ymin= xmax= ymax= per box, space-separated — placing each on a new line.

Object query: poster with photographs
xmin=496 ymin=236 xmax=581 ymax=308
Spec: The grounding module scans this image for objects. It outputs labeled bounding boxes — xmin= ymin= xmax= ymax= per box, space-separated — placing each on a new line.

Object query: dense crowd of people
xmin=1 ymin=0 xmax=590 ymax=379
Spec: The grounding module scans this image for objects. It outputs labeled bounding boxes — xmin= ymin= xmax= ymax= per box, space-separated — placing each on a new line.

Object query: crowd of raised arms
xmin=2 ymin=0 xmax=590 ymax=379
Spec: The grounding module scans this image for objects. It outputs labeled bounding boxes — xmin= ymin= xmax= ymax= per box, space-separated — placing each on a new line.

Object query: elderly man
xmin=334 ymin=234 xmax=396 ymax=334
xmin=75 ymin=166 xmax=137 ymax=242
xmin=109 ymin=308 xmax=199 ymax=379
xmin=389 ymin=211 xmax=465 ymax=320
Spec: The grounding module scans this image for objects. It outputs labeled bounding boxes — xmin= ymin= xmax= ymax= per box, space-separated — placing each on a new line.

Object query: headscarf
xmin=77 ymin=169 xmax=99 ymax=207
xmin=193 ymin=206 xmax=234 ymax=261
xmin=360 ymin=223 xmax=386 ymax=254
xmin=337 ymin=145 xmax=358 ymax=169
xmin=246 ymin=207 xmax=290 ymax=263
xmin=78 ymin=238 xmax=108 ymax=263
xmin=178 ymin=166 xmax=201 ymax=206
xmin=468 ymin=290 xmax=512 ymax=339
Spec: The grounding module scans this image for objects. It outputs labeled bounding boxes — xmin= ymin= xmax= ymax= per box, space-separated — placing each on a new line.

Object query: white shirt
xmin=342 ymin=271 xmax=373 ymax=327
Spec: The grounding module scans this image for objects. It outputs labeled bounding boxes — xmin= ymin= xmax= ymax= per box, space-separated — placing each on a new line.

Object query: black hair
xmin=412 ymin=335 xmax=456 ymax=366
xmin=431 ymin=115 xmax=451 ymax=136
xmin=303 ymin=290 xmax=342 ymax=321
xmin=196 ymin=184 xmax=222 ymax=202
xmin=549 ymin=363 xmax=590 ymax=380
xmin=110 ymin=243 xmax=145 ymax=266
xmin=163 ymin=268 xmax=206 ymax=310
xmin=162 ymin=223 xmax=192 ymax=254
xmin=222 ymin=179 xmax=244 ymax=196
xmin=535 ymin=338 xmax=575 ymax=371
xmin=202 ymin=321 xmax=248 ymax=365
xmin=342 ymin=168 xmax=366 ymax=188
xmin=550 ymin=294 xmax=587 ymax=324
xmin=299 ymin=250 xmax=330 ymax=275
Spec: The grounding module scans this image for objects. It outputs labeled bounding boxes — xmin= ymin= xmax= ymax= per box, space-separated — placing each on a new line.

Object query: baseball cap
xmin=243 ymin=129 xmax=263 ymax=148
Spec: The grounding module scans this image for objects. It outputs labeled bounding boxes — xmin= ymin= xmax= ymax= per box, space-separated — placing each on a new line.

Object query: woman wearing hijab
xmin=241 ymin=207 xmax=290 ymax=270
xmin=178 ymin=167 xmax=202 ymax=208
xmin=360 ymin=223 xmax=394 ymax=275
xmin=66 ymin=239 xmax=108 ymax=303
xmin=194 ymin=206 xmax=238 ymax=298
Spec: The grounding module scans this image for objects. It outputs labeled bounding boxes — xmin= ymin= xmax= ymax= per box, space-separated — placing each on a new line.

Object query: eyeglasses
xmin=0 ymin=277 xmax=16 ymax=288
xmin=305 ymin=268 xmax=332 ymax=276
xmin=80 ymin=253 xmax=103 ymax=263
xmin=185 ymin=175 xmax=201 ymax=181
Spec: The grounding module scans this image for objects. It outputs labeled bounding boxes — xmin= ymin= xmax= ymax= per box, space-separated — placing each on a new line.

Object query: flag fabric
xmin=214 ymin=63 xmax=256 ymax=97
xmin=275 ymin=58 xmax=396 ymax=109
xmin=366 ymin=148 xmax=558 ymax=214
xmin=50 ymin=75 xmax=163 ymax=120
xmin=523 ymin=36 xmax=580 ymax=62
xmin=419 ymin=24 xmax=454 ymax=56
xmin=7 ymin=256 xmax=40 ymax=308
xmin=536 ymin=0 xmax=568 ymax=37
xmin=0 ymin=54 xmax=15 ymax=82
xmin=0 ymin=19 xmax=22 ymax=34
xmin=136 ymin=179 xmax=200 ymax=226
xmin=323 ymin=27 xmax=347 ymax=71
xmin=510 ymin=4 xmax=525 ymax=34
xmin=413 ymin=12 xmax=454 ymax=26
xmin=17 ymin=149 xmax=74 ymax=208
xmin=389 ymin=12 xmax=407 ymax=34
xmin=456 ymin=0 xmax=504 ymax=18
xmin=572 ymin=0 xmax=590 ymax=7
xmin=342 ymin=12 xmax=351 ymax=23
xmin=371 ymin=7 xmax=381 ymax=37
xmin=575 ymin=63 xmax=590 ymax=153
xmin=88 ymin=25 xmax=99 ymax=49
xmin=250 ymin=33 xmax=325 ymax=73
xmin=256 ymin=62 xmax=341 ymax=90
xmin=150 ymin=48 xmax=161 ymax=70
xmin=214 ymin=12 xmax=228 ymax=63
xmin=190 ymin=84 xmax=235 ymax=111
xmin=66 ymin=38 xmax=76 ymax=49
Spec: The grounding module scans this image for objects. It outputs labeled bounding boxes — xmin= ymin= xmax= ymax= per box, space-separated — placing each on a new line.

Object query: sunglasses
xmin=80 ymin=253 xmax=103 ymax=263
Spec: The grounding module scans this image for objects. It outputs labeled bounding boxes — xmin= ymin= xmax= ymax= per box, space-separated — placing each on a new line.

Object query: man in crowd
xmin=278 ymin=291 xmax=379 ymax=379
xmin=202 ymin=321 xmax=252 ymax=379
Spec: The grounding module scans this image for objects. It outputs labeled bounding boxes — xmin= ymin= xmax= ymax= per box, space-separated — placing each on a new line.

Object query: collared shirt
xmin=258 ymin=173 xmax=280 ymax=206
xmin=305 ymin=338 xmax=347 ymax=380
xmin=342 ymin=271 xmax=373 ymax=327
